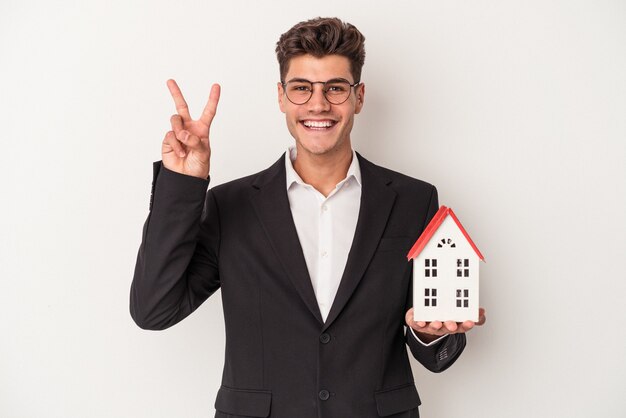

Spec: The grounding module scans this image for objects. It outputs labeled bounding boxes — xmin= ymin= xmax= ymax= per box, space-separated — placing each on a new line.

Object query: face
xmin=278 ymin=54 xmax=365 ymax=158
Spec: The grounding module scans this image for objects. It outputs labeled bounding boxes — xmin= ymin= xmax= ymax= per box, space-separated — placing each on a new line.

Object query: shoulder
xmin=357 ymin=152 xmax=436 ymax=196
xmin=209 ymin=154 xmax=285 ymax=199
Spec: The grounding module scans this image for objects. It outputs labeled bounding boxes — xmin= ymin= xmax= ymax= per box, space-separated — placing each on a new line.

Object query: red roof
xmin=406 ymin=206 xmax=484 ymax=261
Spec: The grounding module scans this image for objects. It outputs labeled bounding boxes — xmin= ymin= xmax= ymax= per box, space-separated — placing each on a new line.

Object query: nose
xmin=307 ymin=83 xmax=331 ymax=112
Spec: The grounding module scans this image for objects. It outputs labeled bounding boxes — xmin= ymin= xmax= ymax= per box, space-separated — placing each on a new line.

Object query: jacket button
xmin=319 ymin=333 xmax=331 ymax=344
xmin=318 ymin=390 xmax=330 ymax=400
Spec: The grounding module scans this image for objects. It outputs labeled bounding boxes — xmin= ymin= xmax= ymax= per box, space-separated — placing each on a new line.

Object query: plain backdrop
xmin=1 ymin=1 xmax=625 ymax=417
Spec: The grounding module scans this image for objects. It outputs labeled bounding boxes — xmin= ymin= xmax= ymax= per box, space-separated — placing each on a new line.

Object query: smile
xmin=301 ymin=120 xmax=337 ymax=130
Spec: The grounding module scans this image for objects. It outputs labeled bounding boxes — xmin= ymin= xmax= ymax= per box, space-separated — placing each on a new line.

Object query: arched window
xmin=437 ymin=238 xmax=456 ymax=248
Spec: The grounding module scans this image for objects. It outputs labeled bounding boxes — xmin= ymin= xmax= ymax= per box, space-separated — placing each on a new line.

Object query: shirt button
xmin=319 ymin=333 xmax=331 ymax=344
xmin=321 ymin=251 xmax=328 ymax=258
xmin=322 ymin=205 xmax=328 ymax=212
xmin=318 ymin=390 xmax=330 ymax=400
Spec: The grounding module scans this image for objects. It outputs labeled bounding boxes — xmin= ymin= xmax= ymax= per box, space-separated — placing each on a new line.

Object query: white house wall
xmin=413 ymin=216 xmax=480 ymax=322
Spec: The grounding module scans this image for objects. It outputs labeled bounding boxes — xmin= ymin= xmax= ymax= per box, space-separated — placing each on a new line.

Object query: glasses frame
xmin=280 ymin=78 xmax=361 ymax=105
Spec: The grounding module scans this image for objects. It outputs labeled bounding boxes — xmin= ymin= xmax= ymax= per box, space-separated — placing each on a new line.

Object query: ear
xmin=354 ymin=82 xmax=365 ymax=114
xmin=277 ymin=82 xmax=286 ymax=113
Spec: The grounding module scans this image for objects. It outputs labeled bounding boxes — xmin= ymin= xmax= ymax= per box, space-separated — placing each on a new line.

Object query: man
xmin=130 ymin=17 xmax=485 ymax=418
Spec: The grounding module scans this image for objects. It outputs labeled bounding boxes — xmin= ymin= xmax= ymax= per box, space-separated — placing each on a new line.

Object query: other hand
xmin=405 ymin=307 xmax=486 ymax=342
xmin=161 ymin=79 xmax=220 ymax=179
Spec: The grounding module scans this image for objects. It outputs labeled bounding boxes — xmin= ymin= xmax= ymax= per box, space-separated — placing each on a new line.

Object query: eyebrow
xmin=286 ymin=77 xmax=352 ymax=84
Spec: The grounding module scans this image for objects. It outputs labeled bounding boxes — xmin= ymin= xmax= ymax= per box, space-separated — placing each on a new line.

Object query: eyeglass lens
xmin=285 ymin=81 xmax=352 ymax=105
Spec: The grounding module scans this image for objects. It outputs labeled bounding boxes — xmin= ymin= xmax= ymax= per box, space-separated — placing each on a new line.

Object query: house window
xmin=424 ymin=259 xmax=437 ymax=277
xmin=437 ymin=238 xmax=456 ymax=248
xmin=456 ymin=289 xmax=469 ymax=308
xmin=457 ymin=259 xmax=470 ymax=277
xmin=424 ymin=288 xmax=437 ymax=307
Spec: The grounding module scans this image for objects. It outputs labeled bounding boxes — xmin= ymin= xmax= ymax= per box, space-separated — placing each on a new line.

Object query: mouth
xmin=300 ymin=119 xmax=337 ymax=131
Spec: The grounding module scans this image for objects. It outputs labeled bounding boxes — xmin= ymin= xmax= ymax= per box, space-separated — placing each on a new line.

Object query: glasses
xmin=281 ymin=78 xmax=361 ymax=105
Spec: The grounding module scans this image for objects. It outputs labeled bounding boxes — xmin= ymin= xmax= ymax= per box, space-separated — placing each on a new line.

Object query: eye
xmin=290 ymin=83 xmax=311 ymax=92
xmin=325 ymin=83 xmax=348 ymax=93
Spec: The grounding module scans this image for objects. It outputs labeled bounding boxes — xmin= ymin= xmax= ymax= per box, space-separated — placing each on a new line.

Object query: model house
xmin=407 ymin=206 xmax=484 ymax=322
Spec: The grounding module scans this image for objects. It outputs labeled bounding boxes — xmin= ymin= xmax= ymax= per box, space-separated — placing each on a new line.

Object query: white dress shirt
xmin=285 ymin=146 xmax=446 ymax=346
xmin=285 ymin=146 xmax=361 ymax=322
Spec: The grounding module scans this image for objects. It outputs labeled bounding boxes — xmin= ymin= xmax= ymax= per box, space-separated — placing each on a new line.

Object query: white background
xmin=1 ymin=1 xmax=625 ymax=417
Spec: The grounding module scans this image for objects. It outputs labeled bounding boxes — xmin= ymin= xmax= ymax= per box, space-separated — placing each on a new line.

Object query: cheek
xmin=284 ymin=114 xmax=300 ymax=138
xmin=286 ymin=109 xmax=300 ymax=126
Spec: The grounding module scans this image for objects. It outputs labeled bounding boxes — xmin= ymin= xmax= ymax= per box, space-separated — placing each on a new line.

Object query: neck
xmin=293 ymin=144 xmax=353 ymax=197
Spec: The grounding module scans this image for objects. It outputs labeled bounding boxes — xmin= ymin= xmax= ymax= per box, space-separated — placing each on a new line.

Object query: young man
xmin=130 ymin=17 xmax=485 ymax=418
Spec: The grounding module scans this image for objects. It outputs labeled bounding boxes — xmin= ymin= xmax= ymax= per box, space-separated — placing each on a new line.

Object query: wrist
xmin=413 ymin=329 xmax=441 ymax=344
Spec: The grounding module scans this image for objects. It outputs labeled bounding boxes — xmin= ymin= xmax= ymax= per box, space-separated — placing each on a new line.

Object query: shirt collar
xmin=285 ymin=146 xmax=362 ymax=191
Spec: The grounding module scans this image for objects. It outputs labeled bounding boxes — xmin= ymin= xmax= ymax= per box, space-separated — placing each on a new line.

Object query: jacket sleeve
xmin=129 ymin=161 xmax=221 ymax=330
xmin=404 ymin=184 xmax=466 ymax=372
xmin=405 ymin=326 xmax=466 ymax=373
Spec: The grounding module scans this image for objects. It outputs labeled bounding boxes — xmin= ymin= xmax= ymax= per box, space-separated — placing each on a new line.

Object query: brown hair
xmin=275 ymin=17 xmax=366 ymax=83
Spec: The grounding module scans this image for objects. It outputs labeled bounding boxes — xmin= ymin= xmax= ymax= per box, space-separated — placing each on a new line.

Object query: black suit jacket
xmin=130 ymin=153 xmax=466 ymax=418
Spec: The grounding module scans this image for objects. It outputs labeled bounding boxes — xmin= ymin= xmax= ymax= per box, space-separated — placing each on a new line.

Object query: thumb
xmin=180 ymin=131 xmax=201 ymax=148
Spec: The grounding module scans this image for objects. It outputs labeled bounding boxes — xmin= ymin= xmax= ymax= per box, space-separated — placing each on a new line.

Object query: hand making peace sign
xmin=161 ymin=79 xmax=221 ymax=179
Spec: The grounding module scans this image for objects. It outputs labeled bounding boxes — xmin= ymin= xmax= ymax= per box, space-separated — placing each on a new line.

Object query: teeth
xmin=303 ymin=120 xmax=334 ymax=128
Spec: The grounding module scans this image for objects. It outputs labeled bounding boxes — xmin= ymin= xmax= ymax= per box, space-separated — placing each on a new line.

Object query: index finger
xmin=167 ymin=79 xmax=191 ymax=120
xmin=200 ymin=83 xmax=221 ymax=126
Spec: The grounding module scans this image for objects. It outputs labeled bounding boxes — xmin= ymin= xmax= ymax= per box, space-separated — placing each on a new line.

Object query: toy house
xmin=407 ymin=206 xmax=484 ymax=322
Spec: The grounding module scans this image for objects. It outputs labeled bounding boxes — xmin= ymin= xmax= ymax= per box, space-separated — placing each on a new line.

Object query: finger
xmin=443 ymin=321 xmax=458 ymax=332
xmin=460 ymin=320 xmax=474 ymax=331
xmin=181 ymin=132 xmax=203 ymax=150
xmin=163 ymin=130 xmax=186 ymax=158
xmin=415 ymin=321 xmax=426 ymax=328
xmin=429 ymin=321 xmax=443 ymax=331
xmin=199 ymin=83 xmax=221 ymax=126
xmin=175 ymin=129 xmax=203 ymax=150
xmin=170 ymin=114 xmax=185 ymax=137
xmin=167 ymin=79 xmax=191 ymax=120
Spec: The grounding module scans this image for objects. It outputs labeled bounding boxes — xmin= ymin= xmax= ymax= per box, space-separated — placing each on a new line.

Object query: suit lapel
xmin=322 ymin=154 xmax=397 ymax=331
xmin=250 ymin=155 xmax=324 ymax=325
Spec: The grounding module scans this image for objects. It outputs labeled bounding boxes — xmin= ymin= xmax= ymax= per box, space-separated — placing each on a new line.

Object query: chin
xmin=297 ymin=138 xmax=343 ymax=156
